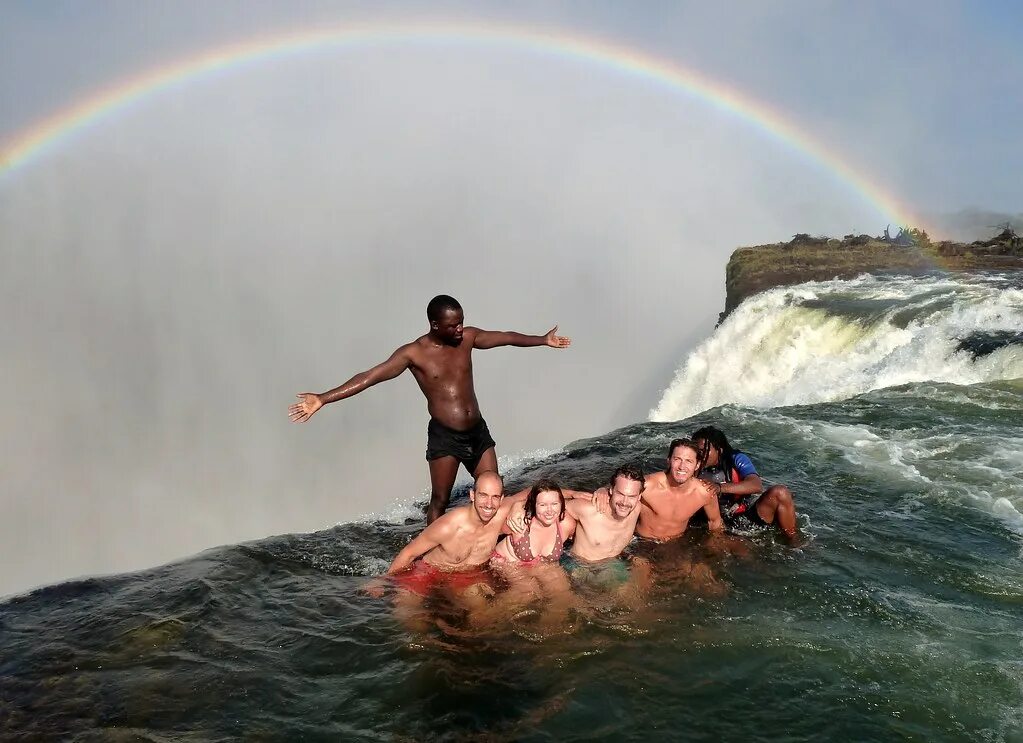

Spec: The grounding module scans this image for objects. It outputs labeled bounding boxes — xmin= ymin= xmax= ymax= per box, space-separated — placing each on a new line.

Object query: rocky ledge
xmin=722 ymin=228 xmax=1023 ymax=321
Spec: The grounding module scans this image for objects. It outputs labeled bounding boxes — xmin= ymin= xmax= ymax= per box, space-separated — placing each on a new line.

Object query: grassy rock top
xmin=722 ymin=229 xmax=1023 ymax=320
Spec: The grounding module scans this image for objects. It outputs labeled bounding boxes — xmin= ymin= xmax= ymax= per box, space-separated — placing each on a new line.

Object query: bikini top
xmin=510 ymin=517 xmax=564 ymax=563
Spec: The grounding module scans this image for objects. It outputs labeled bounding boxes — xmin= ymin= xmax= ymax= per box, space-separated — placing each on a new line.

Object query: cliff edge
xmin=722 ymin=229 xmax=1023 ymax=321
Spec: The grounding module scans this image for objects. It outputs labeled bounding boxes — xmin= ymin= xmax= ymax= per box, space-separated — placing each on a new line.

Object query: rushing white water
xmin=651 ymin=273 xmax=1023 ymax=422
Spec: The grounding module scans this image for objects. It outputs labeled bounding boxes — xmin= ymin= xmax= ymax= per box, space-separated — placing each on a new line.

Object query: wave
xmin=5 ymin=377 xmax=1023 ymax=740
xmin=651 ymin=272 xmax=1023 ymax=422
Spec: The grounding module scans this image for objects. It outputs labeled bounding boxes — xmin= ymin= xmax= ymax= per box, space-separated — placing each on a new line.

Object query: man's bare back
xmin=288 ymin=295 xmax=570 ymax=522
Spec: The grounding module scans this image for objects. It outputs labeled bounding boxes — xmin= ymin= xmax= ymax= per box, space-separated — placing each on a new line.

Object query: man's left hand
xmin=544 ymin=326 xmax=572 ymax=349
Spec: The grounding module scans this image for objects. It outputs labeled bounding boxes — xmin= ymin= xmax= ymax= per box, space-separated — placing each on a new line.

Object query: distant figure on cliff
xmin=288 ymin=294 xmax=571 ymax=522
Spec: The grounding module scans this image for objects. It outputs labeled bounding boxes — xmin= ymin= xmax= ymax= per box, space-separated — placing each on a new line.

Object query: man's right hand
xmin=289 ymin=393 xmax=323 ymax=423
xmin=507 ymin=502 xmax=528 ymax=534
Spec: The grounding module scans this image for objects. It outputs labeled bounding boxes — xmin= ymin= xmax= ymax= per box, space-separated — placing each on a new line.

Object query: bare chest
xmin=412 ymin=346 xmax=473 ymax=385
xmin=440 ymin=523 xmax=500 ymax=565
xmin=580 ymin=516 xmax=634 ymax=553
xmin=641 ymin=494 xmax=687 ymax=525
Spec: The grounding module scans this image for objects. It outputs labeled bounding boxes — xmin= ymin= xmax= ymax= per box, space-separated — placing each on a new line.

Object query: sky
xmin=1 ymin=1 xmax=1020 ymax=596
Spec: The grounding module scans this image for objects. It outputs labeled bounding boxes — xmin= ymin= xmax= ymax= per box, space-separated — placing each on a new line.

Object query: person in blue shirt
xmin=691 ymin=426 xmax=797 ymax=539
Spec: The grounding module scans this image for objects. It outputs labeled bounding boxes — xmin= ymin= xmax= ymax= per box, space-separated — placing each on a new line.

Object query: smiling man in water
xmin=289 ymin=294 xmax=570 ymax=522
xmin=362 ymin=472 xmax=521 ymax=629
xmin=564 ymin=463 xmax=647 ymax=563
xmin=634 ymin=438 xmax=723 ymax=541
xmin=384 ymin=471 xmax=517 ymax=579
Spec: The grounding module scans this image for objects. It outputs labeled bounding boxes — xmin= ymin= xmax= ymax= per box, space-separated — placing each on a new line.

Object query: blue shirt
xmin=700 ymin=451 xmax=758 ymax=484
xmin=731 ymin=452 xmax=758 ymax=479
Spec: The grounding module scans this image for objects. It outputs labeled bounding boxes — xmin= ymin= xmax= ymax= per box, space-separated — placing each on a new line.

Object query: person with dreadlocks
xmin=691 ymin=426 xmax=797 ymax=539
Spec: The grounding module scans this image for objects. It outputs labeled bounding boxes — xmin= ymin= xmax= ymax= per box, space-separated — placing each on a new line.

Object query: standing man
xmin=288 ymin=295 xmax=570 ymax=522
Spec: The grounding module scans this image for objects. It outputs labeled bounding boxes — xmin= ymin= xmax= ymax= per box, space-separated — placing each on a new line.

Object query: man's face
xmin=695 ymin=439 xmax=719 ymax=468
xmin=533 ymin=491 xmax=562 ymax=526
xmin=471 ymin=482 xmax=504 ymax=523
xmin=433 ymin=308 xmax=464 ymax=345
xmin=609 ymin=476 xmax=643 ymax=520
xmin=667 ymin=446 xmax=699 ymax=484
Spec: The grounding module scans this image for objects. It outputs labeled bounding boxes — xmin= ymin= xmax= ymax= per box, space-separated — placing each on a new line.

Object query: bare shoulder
xmin=561 ymin=513 xmax=578 ymax=538
xmin=684 ymin=478 xmax=713 ymax=497
xmin=409 ymin=335 xmax=432 ymax=354
xmin=406 ymin=336 xmax=440 ymax=367
xmin=646 ymin=472 xmax=669 ymax=491
xmin=426 ymin=507 xmax=467 ymax=539
xmin=565 ymin=497 xmax=592 ymax=518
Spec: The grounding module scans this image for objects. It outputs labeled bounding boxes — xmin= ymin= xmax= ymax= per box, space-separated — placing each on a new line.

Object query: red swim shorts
xmin=392 ymin=561 xmax=492 ymax=597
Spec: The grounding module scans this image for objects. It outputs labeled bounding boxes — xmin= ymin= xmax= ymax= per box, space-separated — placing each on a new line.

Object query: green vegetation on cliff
xmin=722 ymin=227 xmax=1023 ymax=320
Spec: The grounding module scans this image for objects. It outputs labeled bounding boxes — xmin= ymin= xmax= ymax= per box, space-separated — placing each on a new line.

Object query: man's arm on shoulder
xmin=385 ymin=516 xmax=457 ymax=575
xmin=496 ymin=491 xmax=529 ymax=534
xmin=561 ymin=488 xmax=594 ymax=501
xmin=720 ymin=474 xmax=763 ymax=497
xmin=565 ymin=497 xmax=597 ymax=521
xmin=470 ymin=325 xmax=571 ymax=350
xmin=560 ymin=512 xmax=579 ymax=542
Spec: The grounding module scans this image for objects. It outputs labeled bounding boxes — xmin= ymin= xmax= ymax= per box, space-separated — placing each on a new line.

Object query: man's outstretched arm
xmin=471 ymin=325 xmax=571 ymax=350
xmin=289 ymin=345 xmax=412 ymax=423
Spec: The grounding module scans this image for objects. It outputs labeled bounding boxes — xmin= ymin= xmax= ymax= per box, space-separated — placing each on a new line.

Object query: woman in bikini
xmin=486 ymin=479 xmax=578 ymax=627
xmin=492 ymin=478 xmax=575 ymax=566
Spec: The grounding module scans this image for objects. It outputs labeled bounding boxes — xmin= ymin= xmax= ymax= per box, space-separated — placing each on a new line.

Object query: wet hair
xmin=524 ymin=478 xmax=565 ymax=523
xmin=667 ymin=437 xmax=699 ymax=459
xmin=691 ymin=426 xmax=737 ymax=473
xmin=609 ymin=462 xmax=646 ymax=493
xmin=427 ymin=295 xmax=462 ymax=323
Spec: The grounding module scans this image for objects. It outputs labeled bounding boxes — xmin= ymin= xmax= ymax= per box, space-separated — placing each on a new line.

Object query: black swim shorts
xmin=425 ymin=417 xmax=496 ymax=473
xmin=724 ymin=494 xmax=769 ymax=529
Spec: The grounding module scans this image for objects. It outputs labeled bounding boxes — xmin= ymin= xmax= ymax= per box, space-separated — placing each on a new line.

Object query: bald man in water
xmin=366 ymin=472 xmax=525 ymax=627
xmin=385 ymin=471 xmax=520 ymax=577
xmin=289 ymin=294 xmax=570 ymax=522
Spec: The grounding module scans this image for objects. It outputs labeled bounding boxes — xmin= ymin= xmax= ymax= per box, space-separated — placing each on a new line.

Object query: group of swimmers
xmin=289 ymin=294 xmax=797 ymax=615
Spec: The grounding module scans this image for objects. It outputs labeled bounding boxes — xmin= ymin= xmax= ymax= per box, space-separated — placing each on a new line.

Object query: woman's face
xmin=533 ymin=491 xmax=562 ymax=526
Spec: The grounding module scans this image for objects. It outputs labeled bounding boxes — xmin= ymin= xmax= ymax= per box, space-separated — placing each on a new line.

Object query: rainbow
xmin=0 ymin=20 xmax=923 ymax=228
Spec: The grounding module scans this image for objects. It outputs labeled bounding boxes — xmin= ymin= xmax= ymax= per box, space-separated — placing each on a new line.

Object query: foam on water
xmin=756 ymin=401 xmax=1023 ymax=535
xmin=651 ymin=273 xmax=1023 ymax=422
